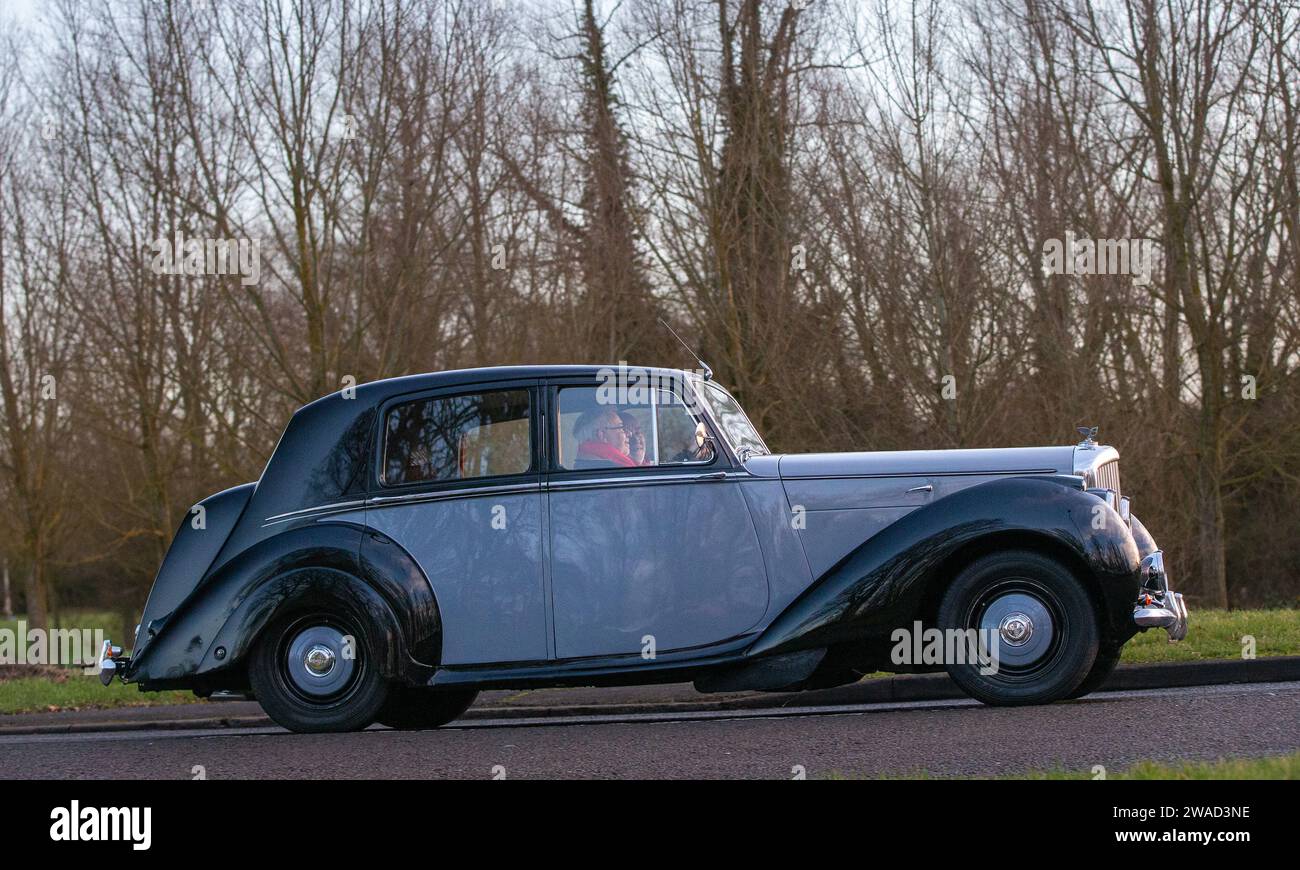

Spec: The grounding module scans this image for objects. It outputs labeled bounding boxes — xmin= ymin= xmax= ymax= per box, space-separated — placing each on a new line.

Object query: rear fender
xmin=132 ymin=483 xmax=255 ymax=660
xmin=128 ymin=522 xmax=440 ymax=688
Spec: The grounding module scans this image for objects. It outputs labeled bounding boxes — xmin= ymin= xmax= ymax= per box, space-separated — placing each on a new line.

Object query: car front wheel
xmin=937 ymin=550 xmax=1099 ymax=706
xmin=249 ymin=607 xmax=391 ymax=733
xmin=1067 ymin=642 xmax=1122 ymax=699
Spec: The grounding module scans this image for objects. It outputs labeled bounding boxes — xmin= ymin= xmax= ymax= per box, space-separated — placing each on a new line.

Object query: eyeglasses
xmin=599 ymin=424 xmax=626 ymax=433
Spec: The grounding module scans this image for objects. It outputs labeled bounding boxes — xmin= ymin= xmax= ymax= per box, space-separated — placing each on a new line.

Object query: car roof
xmin=300 ymin=363 xmax=697 ymax=412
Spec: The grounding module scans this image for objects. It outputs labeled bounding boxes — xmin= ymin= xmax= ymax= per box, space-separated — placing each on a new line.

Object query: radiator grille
xmin=1094 ymin=460 xmax=1121 ymax=500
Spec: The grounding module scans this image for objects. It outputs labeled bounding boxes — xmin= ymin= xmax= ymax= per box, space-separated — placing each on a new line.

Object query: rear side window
xmin=383 ymin=389 xmax=532 ymax=485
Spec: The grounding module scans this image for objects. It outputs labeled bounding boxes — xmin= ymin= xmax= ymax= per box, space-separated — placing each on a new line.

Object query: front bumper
xmin=96 ymin=639 xmax=131 ymax=686
xmin=1132 ymin=551 xmax=1188 ymax=641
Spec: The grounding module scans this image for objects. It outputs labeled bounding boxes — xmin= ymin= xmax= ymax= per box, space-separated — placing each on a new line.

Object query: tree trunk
xmin=24 ymin=561 xmax=48 ymax=632
xmin=1194 ymin=404 xmax=1229 ymax=607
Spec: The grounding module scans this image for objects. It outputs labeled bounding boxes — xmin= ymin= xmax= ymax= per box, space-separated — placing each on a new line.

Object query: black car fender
xmin=128 ymin=521 xmax=441 ymax=689
xmin=745 ymin=475 xmax=1143 ymax=659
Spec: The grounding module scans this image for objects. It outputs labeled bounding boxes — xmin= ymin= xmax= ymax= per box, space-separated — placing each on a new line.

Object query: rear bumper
xmin=96 ymin=639 xmax=131 ymax=686
xmin=1132 ymin=551 xmax=1188 ymax=641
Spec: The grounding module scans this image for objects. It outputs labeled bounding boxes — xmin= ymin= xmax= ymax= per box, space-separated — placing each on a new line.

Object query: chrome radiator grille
xmin=1094 ymin=460 xmax=1121 ymax=500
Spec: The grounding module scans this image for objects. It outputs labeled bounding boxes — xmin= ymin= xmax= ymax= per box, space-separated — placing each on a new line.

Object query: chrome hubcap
xmin=998 ymin=612 xmax=1033 ymax=646
xmin=979 ymin=591 xmax=1054 ymax=669
xmin=303 ymin=644 xmax=336 ymax=677
xmin=285 ymin=625 xmax=355 ymax=698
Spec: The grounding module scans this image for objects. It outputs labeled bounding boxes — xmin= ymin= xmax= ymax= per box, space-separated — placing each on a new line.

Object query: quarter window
xmin=383 ymin=390 xmax=532 ymax=485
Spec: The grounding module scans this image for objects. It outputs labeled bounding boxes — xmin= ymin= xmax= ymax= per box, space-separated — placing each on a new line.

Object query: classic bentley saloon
xmin=99 ymin=365 xmax=1188 ymax=732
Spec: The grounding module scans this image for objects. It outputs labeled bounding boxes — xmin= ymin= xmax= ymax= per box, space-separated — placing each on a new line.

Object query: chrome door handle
xmin=696 ymin=472 xmax=729 ymax=482
xmin=905 ymin=484 xmax=933 ymax=494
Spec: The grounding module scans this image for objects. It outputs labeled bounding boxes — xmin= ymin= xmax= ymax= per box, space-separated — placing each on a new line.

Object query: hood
xmin=743 ymin=446 xmax=1076 ymax=479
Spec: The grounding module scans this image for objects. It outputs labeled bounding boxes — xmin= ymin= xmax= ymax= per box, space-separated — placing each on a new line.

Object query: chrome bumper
xmin=1132 ymin=551 xmax=1188 ymax=641
xmin=97 ymin=639 xmax=130 ymax=686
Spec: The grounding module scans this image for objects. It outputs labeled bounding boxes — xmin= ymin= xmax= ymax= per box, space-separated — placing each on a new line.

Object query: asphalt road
xmin=2 ymin=681 xmax=1297 ymax=779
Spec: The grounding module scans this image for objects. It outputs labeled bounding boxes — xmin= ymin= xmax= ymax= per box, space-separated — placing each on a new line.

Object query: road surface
xmin=2 ymin=681 xmax=1296 ymax=779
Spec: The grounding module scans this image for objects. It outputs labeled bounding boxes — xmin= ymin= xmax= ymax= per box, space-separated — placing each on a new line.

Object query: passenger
xmin=573 ymin=407 xmax=638 ymax=468
xmin=619 ymin=410 xmax=651 ymax=465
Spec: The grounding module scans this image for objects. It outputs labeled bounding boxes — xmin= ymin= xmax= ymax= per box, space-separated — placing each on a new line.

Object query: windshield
xmin=692 ymin=380 xmax=770 ymax=460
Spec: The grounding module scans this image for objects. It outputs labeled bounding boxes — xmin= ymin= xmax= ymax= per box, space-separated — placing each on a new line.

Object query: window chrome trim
xmin=685 ymin=375 xmax=770 ymax=462
xmin=550 ymin=378 xmax=726 ymax=472
xmin=374 ymin=380 xmax=541 ymax=491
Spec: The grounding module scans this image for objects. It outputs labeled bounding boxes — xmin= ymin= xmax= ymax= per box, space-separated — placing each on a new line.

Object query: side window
xmin=383 ymin=389 xmax=531 ymax=485
xmin=556 ymin=386 xmax=715 ymax=471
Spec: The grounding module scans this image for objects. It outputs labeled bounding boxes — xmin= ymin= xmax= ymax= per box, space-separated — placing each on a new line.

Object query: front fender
xmin=746 ymin=475 xmax=1142 ymax=658
xmin=128 ymin=521 xmax=440 ymax=689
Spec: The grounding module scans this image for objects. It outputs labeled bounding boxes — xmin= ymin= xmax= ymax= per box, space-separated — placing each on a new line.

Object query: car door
xmin=545 ymin=376 xmax=770 ymax=660
xmin=362 ymin=380 xmax=549 ymax=665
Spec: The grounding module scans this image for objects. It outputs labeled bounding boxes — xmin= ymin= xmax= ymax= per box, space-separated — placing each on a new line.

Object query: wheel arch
xmin=913 ymin=529 xmax=1112 ymax=645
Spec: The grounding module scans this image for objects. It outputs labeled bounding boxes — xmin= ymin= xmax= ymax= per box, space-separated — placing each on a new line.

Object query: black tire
xmin=376 ymin=687 xmax=478 ymax=730
xmin=249 ymin=605 xmax=391 ymax=733
xmin=936 ymin=550 xmax=1099 ymax=706
xmin=1066 ymin=643 xmax=1121 ymax=699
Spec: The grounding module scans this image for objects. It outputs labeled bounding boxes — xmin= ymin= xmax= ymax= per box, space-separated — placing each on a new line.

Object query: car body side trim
xmin=262 ymin=499 xmax=368 ymax=526
xmin=366 ymin=481 xmax=543 ymax=509
xmin=779 ymin=468 xmax=1057 ymax=482
xmin=545 ymin=471 xmax=748 ymax=492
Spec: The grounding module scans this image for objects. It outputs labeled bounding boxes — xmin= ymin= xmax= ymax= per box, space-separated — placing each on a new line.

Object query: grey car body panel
xmin=796 ymin=506 xmax=923 ymax=578
xmin=735 ymin=479 xmax=814 ymax=617
xmin=740 ymin=454 xmax=781 ymax=478
xmin=361 ymin=492 xmax=548 ymax=665
xmin=776 ymin=451 xmax=1076 ymax=585
xmin=549 ymin=474 xmax=770 ymax=659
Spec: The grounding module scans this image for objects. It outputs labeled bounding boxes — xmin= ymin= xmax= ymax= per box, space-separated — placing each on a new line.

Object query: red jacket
xmin=576 ymin=440 xmax=638 ymax=467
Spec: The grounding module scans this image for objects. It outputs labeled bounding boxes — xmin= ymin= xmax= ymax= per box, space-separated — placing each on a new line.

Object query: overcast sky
xmin=1 ymin=1 xmax=38 ymax=35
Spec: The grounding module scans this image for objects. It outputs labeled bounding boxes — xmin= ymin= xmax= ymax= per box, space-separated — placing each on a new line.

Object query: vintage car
xmin=99 ymin=365 xmax=1188 ymax=732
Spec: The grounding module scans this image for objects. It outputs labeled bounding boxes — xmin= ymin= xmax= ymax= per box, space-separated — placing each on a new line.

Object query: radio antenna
xmin=659 ymin=318 xmax=713 ymax=380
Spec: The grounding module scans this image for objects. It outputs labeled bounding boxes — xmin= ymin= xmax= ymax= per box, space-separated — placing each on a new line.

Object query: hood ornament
xmin=1076 ymin=426 xmax=1099 ymax=447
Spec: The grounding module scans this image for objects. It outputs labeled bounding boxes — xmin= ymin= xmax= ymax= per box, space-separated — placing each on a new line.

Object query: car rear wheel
xmin=377 ymin=687 xmax=478 ymax=730
xmin=249 ymin=607 xmax=390 ymax=733
xmin=937 ymin=550 xmax=1098 ymax=706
